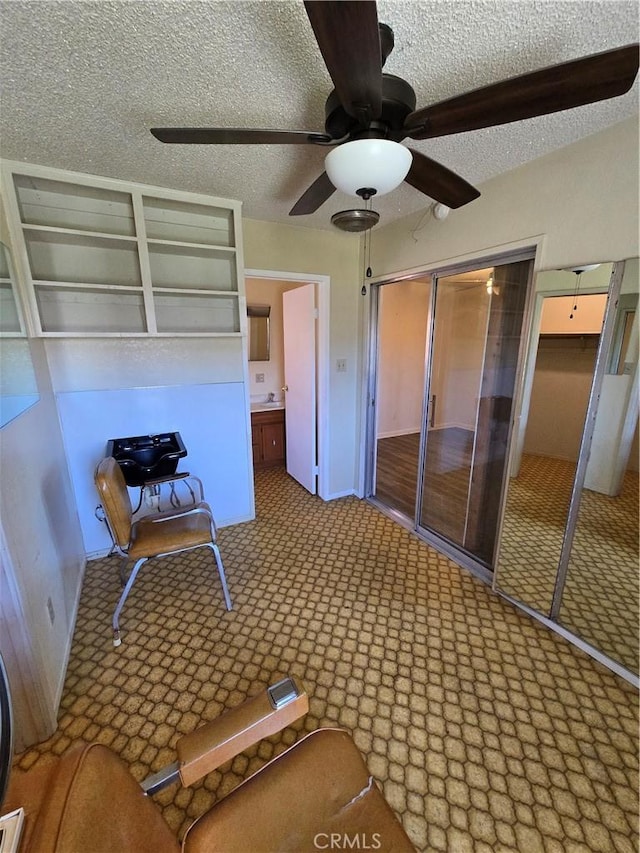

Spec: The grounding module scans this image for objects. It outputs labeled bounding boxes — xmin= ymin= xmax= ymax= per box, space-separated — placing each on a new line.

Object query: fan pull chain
xmin=361 ymin=210 xmax=373 ymax=296
xmin=569 ymin=271 xmax=582 ymax=319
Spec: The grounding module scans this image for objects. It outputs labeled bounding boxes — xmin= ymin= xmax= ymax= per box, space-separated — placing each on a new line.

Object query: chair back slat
xmin=95 ymin=457 xmax=133 ymax=548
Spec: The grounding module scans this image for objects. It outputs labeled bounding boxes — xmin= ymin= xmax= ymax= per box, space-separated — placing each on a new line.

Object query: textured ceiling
xmin=1 ymin=0 xmax=638 ymax=231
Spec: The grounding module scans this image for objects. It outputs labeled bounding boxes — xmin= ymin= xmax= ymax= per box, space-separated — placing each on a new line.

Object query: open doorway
xmin=244 ymin=269 xmax=330 ymax=499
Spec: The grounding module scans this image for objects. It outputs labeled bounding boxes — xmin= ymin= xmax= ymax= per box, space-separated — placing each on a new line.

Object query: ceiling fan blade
xmin=150 ymin=127 xmax=333 ymax=145
xmin=405 ymin=43 xmax=640 ymax=139
xmin=289 ymin=172 xmax=336 ymax=216
xmin=304 ymin=0 xmax=382 ymax=124
xmin=405 ymin=149 xmax=480 ymax=209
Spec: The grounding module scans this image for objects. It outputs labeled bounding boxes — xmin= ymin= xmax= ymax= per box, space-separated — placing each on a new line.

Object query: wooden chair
xmin=95 ymin=457 xmax=232 ymax=646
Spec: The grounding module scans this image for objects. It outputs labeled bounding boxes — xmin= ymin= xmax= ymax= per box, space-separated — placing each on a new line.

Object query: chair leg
xmin=211 ymin=543 xmax=232 ymax=611
xmin=119 ymin=557 xmax=129 ymax=588
xmin=113 ymin=556 xmax=147 ymax=647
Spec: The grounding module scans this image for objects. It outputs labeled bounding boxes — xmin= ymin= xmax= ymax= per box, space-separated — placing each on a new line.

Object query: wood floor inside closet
xmin=374 ymin=427 xmax=474 ymax=541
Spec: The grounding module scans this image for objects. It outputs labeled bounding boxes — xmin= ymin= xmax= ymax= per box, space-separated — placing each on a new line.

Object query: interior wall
xmin=0 ymin=193 xmax=85 ymax=742
xmin=245 ymin=277 xmax=300 ymax=401
xmin=370 ymin=118 xmax=639 ymax=277
xmin=57 ymin=381 xmax=252 ymax=555
xmin=32 ymin=334 xmax=255 ymax=556
xmin=540 ymin=293 xmax=608 ymax=334
xmin=523 ymin=293 xmax=607 ymax=462
xmin=523 ymin=337 xmax=599 ymax=461
xmin=376 ymin=280 xmax=429 ymax=437
xmin=243 ymin=218 xmax=361 ymax=498
xmin=431 ymin=284 xmax=489 ymax=431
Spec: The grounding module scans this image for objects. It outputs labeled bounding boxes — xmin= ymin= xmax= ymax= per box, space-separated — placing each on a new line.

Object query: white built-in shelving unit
xmin=2 ymin=164 xmax=244 ymax=337
xmin=0 ymin=241 xmax=24 ymax=336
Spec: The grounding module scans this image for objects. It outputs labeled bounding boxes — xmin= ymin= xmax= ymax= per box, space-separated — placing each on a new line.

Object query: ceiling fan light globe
xmin=325 ymin=139 xmax=412 ymax=197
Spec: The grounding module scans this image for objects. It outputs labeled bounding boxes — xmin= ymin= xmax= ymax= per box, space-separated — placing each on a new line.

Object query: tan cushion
xmin=4 ymin=759 xmax=58 ymax=851
xmin=94 ymin=457 xmax=133 ymax=548
xmin=182 ymin=729 xmax=415 ymax=853
xmin=130 ymin=507 xmax=213 ymax=558
xmin=6 ymin=744 xmax=178 ymax=853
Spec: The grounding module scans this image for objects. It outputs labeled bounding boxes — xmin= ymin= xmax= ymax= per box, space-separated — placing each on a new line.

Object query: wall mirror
xmin=0 ymin=242 xmax=39 ymax=427
xmin=495 ymin=259 xmax=639 ymax=678
xmin=247 ymin=304 xmax=270 ymax=361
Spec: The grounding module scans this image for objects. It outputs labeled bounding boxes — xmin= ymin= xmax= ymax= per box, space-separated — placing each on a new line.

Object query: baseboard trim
xmin=86 ymin=547 xmax=113 ymax=560
xmin=55 ymin=555 xmax=87 ymax=709
xmin=497 ymin=590 xmax=639 ymax=689
xmin=325 ymin=489 xmax=357 ymax=500
xmin=377 ymin=427 xmax=421 ymax=439
xmin=430 ymin=422 xmax=475 ymax=432
xmin=219 ymin=512 xmax=255 ymax=527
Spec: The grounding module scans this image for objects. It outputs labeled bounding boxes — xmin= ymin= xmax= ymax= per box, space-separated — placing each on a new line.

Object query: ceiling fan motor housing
xmin=324 ymin=73 xmax=417 ymax=141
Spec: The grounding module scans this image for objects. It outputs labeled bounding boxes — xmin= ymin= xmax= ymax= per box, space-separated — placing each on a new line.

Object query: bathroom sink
xmin=106 ymin=432 xmax=187 ymax=486
xmin=251 ymin=401 xmax=285 ymax=411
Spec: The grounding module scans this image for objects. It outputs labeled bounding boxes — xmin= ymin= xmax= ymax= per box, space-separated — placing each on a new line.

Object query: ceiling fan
xmin=151 ymin=1 xmax=639 ymax=218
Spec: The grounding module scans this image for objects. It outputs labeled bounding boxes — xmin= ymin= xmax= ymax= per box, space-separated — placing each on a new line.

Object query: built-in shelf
xmin=146 ymin=238 xmax=236 ymax=252
xmin=0 ymin=281 xmax=22 ymax=334
xmin=22 ymin=224 xmax=139 ymax=242
xmin=5 ymin=165 xmax=244 ymax=337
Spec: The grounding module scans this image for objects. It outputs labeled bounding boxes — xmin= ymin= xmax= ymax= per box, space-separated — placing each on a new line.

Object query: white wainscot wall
xmin=56 ymin=382 xmax=253 ymax=555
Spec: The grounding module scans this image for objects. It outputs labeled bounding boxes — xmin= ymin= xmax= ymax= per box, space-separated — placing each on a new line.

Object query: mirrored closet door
xmin=495 ymin=259 xmax=639 ymax=680
xmin=496 ymin=265 xmax=613 ymax=612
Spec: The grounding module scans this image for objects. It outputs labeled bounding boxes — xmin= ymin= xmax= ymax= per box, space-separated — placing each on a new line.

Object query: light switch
xmin=256 ymin=373 xmax=265 ymax=383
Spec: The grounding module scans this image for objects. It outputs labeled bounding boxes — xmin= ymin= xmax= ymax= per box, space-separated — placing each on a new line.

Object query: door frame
xmin=245 ymin=268 xmax=330 ymax=500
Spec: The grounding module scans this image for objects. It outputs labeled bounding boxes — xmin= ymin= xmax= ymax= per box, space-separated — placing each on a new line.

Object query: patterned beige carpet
xmin=497 ymin=454 xmax=639 ymax=674
xmin=13 ymin=467 xmax=639 ymax=852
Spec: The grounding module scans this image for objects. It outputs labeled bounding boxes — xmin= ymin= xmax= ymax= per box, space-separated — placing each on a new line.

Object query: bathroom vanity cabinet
xmin=251 ymin=408 xmax=285 ymax=469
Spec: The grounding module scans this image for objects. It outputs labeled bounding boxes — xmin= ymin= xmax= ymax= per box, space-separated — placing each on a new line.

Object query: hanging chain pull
xmin=569 ymin=271 xmax=582 ymax=319
xmin=361 ymin=221 xmax=373 ymax=295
